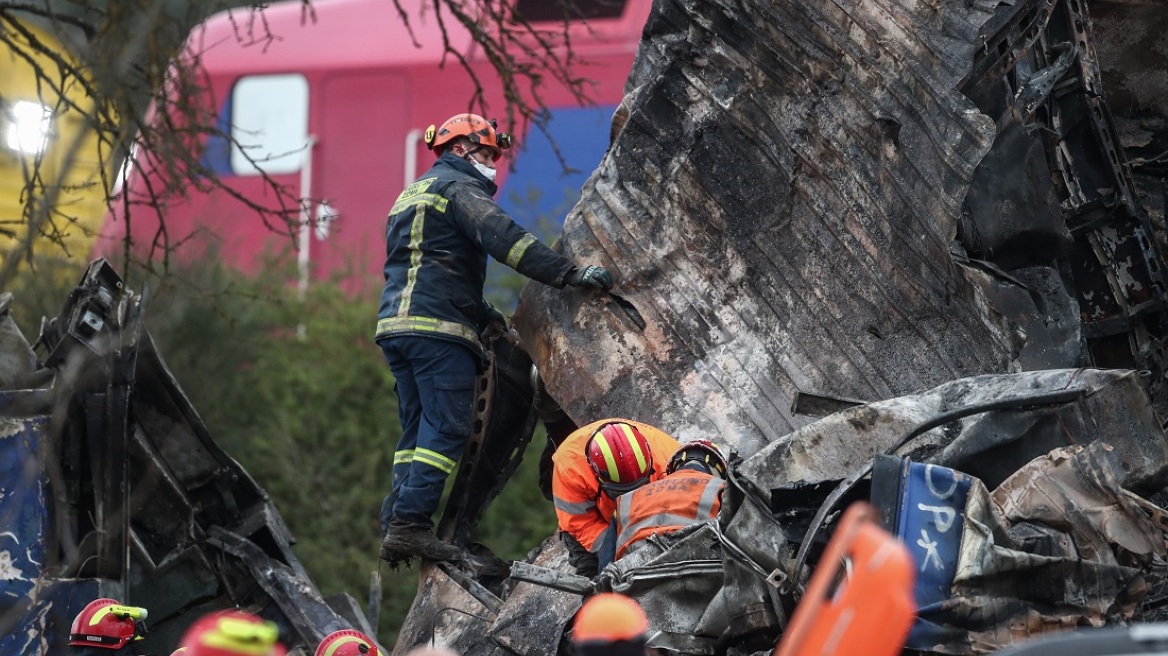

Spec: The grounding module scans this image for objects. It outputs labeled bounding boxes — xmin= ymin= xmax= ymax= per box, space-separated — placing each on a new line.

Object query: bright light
xmin=5 ymin=101 xmax=52 ymax=154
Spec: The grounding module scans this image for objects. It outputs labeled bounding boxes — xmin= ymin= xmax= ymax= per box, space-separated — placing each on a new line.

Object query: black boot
xmin=380 ymin=522 xmax=464 ymax=562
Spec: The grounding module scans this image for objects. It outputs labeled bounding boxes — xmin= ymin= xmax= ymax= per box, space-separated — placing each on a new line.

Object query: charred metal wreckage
xmin=5 ymin=1 xmax=1168 ymax=656
xmin=405 ymin=0 xmax=1168 ymax=653
xmin=0 ymin=261 xmax=380 ymax=654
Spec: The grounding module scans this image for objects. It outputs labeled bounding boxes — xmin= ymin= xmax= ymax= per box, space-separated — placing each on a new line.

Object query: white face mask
xmin=469 ymin=158 xmax=497 ymax=183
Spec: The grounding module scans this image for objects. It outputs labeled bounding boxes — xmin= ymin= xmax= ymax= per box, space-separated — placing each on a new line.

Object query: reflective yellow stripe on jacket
xmin=374 ymin=316 xmax=481 ymax=345
xmin=390 ymin=180 xmax=447 ymax=318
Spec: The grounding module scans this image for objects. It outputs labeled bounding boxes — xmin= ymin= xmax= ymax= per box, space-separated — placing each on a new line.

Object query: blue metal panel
xmin=889 ymin=460 xmax=973 ymax=650
xmin=498 ymin=106 xmax=616 ymax=233
xmin=0 ymin=412 xmax=49 ymax=655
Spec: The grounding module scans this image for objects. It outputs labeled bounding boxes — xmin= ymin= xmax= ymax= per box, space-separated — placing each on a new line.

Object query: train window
xmin=230 ymin=73 xmax=309 ymax=175
xmin=514 ymin=0 xmax=627 ymax=21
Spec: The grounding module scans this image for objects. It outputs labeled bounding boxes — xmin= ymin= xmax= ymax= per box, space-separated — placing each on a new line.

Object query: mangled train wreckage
xmin=399 ymin=0 xmax=1168 ymax=652
xmin=6 ymin=0 xmax=1168 ymax=654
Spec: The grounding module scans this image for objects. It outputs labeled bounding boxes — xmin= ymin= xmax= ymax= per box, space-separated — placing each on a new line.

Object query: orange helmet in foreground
xmin=572 ymin=593 xmax=650 ymax=656
xmin=315 ymin=629 xmax=379 ymax=656
xmin=68 ymin=598 xmax=148 ymax=650
xmin=178 ymin=611 xmax=286 ymax=656
xmin=424 ymin=113 xmax=512 ymax=161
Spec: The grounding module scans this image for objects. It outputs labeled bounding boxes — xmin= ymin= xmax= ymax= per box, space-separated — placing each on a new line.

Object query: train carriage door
xmin=314 ymin=72 xmax=409 ymax=285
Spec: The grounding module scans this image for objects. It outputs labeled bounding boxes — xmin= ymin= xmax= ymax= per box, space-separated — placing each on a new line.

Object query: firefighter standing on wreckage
xmin=375 ymin=112 xmax=614 ymax=563
xmin=551 ymin=419 xmax=681 ymax=576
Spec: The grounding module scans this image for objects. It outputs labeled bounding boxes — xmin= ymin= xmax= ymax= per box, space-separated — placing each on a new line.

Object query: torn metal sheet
xmin=392 ymin=537 xmax=579 ymax=656
xmin=737 ymin=369 xmax=1168 ymax=493
xmin=600 ymin=522 xmax=782 ymax=656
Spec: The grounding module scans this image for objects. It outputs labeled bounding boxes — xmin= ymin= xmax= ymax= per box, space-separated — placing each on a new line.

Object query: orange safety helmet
xmin=177 ymin=611 xmax=287 ymax=656
xmin=315 ymin=629 xmax=379 ymax=656
xmin=573 ymin=593 xmax=650 ymax=656
xmin=585 ymin=422 xmax=654 ymax=496
xmin=68 ymin=598 xmax=148 ymax=650
xmin=424 ymin=113 xmax=512 ymax=161
xmin=666 ymin=439 xmax=729 ymax=478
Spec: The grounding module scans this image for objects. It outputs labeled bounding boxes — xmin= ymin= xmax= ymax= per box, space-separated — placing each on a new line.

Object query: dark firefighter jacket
xmin=375 ymin=152 xmax=575 ymax=357
xmin=613 ymin=468 xmax=724 ymax=560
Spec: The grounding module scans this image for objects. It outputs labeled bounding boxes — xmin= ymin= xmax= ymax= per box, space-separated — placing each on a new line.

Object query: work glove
xmin=483 ymin=302 xmax=507 ymax=328
xmin=565 ymin=265 xmax=613 ymax=290
xmin=479 ymin=302 xmax=508 ymax=341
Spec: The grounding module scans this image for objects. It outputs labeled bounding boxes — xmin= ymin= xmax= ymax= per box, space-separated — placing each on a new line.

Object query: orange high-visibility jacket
xmin=613 ymin=468 xmax=724 ymax=560
xmin=551 ymin=418 xmax=681 ymax=552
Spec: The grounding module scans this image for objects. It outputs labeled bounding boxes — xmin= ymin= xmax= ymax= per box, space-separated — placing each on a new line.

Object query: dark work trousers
xmin=379 ymin=335 xmax=478 ymax=530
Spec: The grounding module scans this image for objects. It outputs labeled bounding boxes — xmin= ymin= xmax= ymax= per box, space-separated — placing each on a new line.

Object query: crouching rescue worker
xmin=552 ymin=419 xmax=680 ymax=576
xmin=68 ymin=598 xmax=149 ymax=655
xmin=605 ymin=440 xmax=727 ymax=567
xmin=376 ymin=112 xmax=614 ymax=563
xmin=571 ymin=593 xmax=653 ymax=656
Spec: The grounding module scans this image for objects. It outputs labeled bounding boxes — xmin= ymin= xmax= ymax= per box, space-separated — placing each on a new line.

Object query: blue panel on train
xmin=499 ymin=106 xmax=615 ymax=234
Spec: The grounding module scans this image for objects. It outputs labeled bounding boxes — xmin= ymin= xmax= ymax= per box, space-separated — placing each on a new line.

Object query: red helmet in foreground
xmin=69 ymin=598 xmax=148 ymax=650
xmin=315 ymin=629 xmax=379 ymax=656
xmin=178 ymin=611 xmax=286 ymax=656
xmin=585 ymin=422 xmax=654 ymax=496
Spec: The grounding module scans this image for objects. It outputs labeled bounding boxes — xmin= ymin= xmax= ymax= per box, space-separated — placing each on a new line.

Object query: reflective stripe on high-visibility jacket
xmin=390 ymin=180 xmax=447 ymax=316
xmin=375 ymin=316 xmax=481 ymax=345
xmin=504 ymin=234 xmax=537 ymax=268
xmin=397 ymin=205 xmax=426 ymax=317
xmin=550 ymin=418 xmax=681 ymax=551
xmin=393 ymin=449 xmax=415 ymax=465
xmin=614 ymin=469 xmax=724 ymax=560
xmin=553 ymin=496 xmax=597 ymax=515
xmin=412 ymin=447 xmax=458 ymax=474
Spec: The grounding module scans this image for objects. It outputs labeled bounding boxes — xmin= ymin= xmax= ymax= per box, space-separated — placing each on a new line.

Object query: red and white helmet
xmin=177 ymin=611 xmax=286 ymax=656
xmin=585 ymin=422 xmax=654 ymax=495
xmin=666 ymin=439 xmax=728 ymax=478
xmin=68 ymin=598 xmax=148 ymax=650
xmin=315 ymin=629 xmax=379 ymax=656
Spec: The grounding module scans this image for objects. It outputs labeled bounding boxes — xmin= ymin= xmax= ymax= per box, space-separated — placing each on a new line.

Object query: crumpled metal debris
xmin=0 ymin=260 xmax=375 ymax=655
xmin=896 ymin=440 xmax=1168 ymax=653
